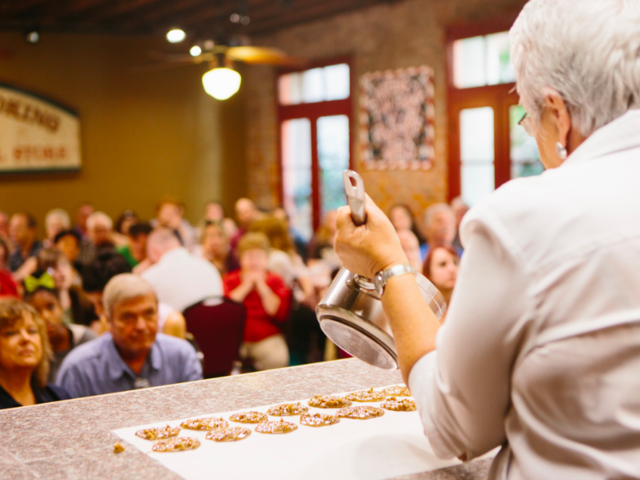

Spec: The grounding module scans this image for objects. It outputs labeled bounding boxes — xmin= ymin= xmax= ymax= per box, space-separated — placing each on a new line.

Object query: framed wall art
xmin=359 ymin=66 xmax=435 ymax=171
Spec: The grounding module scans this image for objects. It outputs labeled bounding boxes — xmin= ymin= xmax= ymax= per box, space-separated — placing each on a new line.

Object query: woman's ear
xmin=541 ymin=87 xmax=572 ymax=148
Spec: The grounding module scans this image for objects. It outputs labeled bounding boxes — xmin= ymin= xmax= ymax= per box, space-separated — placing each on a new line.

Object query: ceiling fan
xmin=137 ymin=0 xmax=307 ymax=100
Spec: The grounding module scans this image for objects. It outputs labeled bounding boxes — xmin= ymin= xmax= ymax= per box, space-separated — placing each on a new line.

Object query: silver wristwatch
xmin=373 ymin=264 xmax=416 ymax=296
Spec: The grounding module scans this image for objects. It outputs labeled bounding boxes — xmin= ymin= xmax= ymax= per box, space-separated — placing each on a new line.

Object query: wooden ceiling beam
xmin=64 ymin=0 xmax=163 ymax=23
xmin=239 ymin=0 xmax=392 ymax=36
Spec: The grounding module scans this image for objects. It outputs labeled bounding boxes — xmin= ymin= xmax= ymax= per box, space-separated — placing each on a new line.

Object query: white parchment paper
xmin=112 ymin=385 xmax=461 ymax=480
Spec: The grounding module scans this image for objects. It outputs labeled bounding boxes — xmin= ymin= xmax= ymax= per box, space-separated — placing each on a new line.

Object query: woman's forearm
xmin=381 ymin=273 xmax=440 ymax=385
xmin=228 ymin=282 xmax=253 ymax=303
xmin=256 ymin=283 xmax=281 ymax=316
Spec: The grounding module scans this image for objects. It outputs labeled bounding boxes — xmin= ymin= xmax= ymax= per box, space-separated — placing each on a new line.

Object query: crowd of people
xmin=0 ymin=194 xmax=467 ymax=409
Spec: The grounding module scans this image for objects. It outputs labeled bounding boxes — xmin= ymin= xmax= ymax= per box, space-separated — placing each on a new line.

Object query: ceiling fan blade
xmin=147 ymin=51 xmax=214 ymax=63
xmin=227 ymin=46 xmax=307 ymax=66
xmin=130 ymin=60 xmax=202 ymax=74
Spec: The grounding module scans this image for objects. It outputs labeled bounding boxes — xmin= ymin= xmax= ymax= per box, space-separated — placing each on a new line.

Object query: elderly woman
xmin=335 ymin=1 xmax=640 ymax=478
xmin=0 ymin=298 xmax=70 ymax=409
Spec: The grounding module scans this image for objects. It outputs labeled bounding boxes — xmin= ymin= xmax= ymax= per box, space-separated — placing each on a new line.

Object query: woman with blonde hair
xmin=0 ymin=298 xmax=70 ymax=409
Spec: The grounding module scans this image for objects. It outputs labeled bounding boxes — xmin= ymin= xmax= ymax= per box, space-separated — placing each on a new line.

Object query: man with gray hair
xmin=419 ymin=203 xmax=461 ymax=260
xmin=56 ymin=274 xmax=202 ymax=398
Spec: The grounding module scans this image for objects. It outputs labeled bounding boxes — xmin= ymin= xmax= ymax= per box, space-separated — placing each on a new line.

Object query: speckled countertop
xmin=0 ymin=359 xmax=491 ymax=480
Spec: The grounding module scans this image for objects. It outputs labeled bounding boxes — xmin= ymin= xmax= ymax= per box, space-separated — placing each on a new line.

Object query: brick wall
xmin=244 ymin=0 xmax=528 ymax=224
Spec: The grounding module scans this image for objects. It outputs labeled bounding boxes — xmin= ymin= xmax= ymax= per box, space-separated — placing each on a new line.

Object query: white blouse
xmin=409 ymin=110 xmax=640 ymax=479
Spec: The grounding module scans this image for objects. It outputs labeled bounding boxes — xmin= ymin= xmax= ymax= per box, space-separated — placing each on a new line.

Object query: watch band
xmin=373 ymin=264 xmax=416 ymax=296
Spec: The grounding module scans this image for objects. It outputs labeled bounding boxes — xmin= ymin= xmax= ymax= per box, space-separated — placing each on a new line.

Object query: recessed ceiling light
xmin=25 ymin=30 xmax=40 ymax=44
xmin=190 ymin=45 xmax=202 ymax=57
xmin=166 ymin=28 xmax=186 ymax=43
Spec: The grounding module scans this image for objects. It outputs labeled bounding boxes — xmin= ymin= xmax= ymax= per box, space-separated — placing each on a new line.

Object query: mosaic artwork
xmin=359 ymin=66 xmax=435 ymax=170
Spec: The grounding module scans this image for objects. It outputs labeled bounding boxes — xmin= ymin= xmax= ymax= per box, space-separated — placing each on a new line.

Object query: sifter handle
xmin=343 ymin=170 xmax=367 ymax=227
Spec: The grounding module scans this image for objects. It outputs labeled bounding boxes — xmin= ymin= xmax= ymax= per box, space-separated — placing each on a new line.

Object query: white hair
xmin=424 ymin=203 xmax=455 ymax=227
xmin=86 ymin=211 xmax=113 ymax=231
xmin=510 ymin=0 xmax=640 ymax=136
xmin=103 ymin=274 xmax=156 ymax=320
xmin=45 ymin=209 xmax=70 ymax=230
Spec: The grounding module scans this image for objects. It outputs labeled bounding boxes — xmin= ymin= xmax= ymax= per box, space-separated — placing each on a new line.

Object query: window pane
xmin=453 ymin=31 xmax=515 ymax=89
xmin=461 ymin=164 xmax=495 ymax=207
xmin=460 ymin=107 xmax=494 ymax=206
xmin=317 ymin=115 xmax=350 ymax=215
xmin=323 ymin=64 xmax=350 ymax=101
xmin=302 ymin=68 xmax=324 ymax=103
xmin=460 ymin=107 xmax=494 ymax=163
xmin=278 ymin=72 xmax=303 ymax=105
xmin=453 ymin=36 xmax=486 ymax=88
xmin=281 ymin=118 xmax=313 ymax=241
xmin=509 ymin=105 xmax=544 ymax=178
xmin=486 ymin=32 xmax=515 ymax=85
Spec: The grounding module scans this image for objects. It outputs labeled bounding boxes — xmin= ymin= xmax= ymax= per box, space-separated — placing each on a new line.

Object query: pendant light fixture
xmin=202 ymin=53 xmax=242 ymax=100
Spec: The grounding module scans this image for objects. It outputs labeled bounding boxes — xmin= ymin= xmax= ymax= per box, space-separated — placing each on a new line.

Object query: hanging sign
xmin=0 ymin=83 xmax=81 ymax=172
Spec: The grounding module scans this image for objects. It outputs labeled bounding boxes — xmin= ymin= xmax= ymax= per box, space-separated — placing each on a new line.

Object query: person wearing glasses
xmin=56 ymin=274 xmax=201 ymax=398
xmin=334 ymin=1 xmax=640 ymax=478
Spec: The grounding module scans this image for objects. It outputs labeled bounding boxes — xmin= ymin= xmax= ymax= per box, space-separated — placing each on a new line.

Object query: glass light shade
xmin=202 ymin=68 xmax=242 ymax=100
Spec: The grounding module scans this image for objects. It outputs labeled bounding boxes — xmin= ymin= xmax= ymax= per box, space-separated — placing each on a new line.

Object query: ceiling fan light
xmin=166 ymin=28 xmax=186 ymax=43
xmin=190 ymin=45 xmax=202 ymax=57
xmin=202 ymin=68 xmax=242 ymax=100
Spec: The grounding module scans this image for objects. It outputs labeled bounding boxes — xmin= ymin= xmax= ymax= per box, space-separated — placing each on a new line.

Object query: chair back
xmin=183 ymin=297 xmax=245 ymax=378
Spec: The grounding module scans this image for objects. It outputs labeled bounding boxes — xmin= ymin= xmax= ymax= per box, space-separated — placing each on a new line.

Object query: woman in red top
xmin=223 ymin=232 xmax=291 ymax=371
xmin=0 ymin=238 xmax=18 ymax=298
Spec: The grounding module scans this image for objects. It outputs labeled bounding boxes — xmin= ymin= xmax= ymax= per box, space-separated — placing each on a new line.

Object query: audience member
xmin=37 ymin=248 xmax=97 ymax=327
xmin=423 ymin=245 xmax=460 ymax=322
xmin=307 ymin=210 xmax=339 ymax=265
xmin=78 ymin=211 xmax=115 ymax=265
xmin=450 ymin=196 xmax=469 ymax=252
xmin=230 ymin=198 xmax=260 ymax=256
xmin=272 ymin=207 xmax=308 ymax=261
xmin=223 ymin=233 xmax=291 ymax=371
xmin=23 ymin=273 xmax=96 ymax=383
xmin=53 ymin=229 xmax=82 ymax=269
xmin=142 ymin=228 xmax=223 ymax=312
xmin=56 ymin=274 xmax=202 ymax=398
xmin=0 ymin=211 xmax=10 ymax=245
xmin=117 ymin=222 xmax=152 ymax=268
xmin=44 ymin=209 xmax=71 ymax=248
xmin=153 ymin=198 xmax=198 ymax=252
xmin=0 ymin=238 xmax=18 ymax=298
xmin=82 ymin=250 xmax=132 ymax=333
xmin=199 ymin=220 xmax=239 ymax=275
xmin=203 ymin=201 xmax=238 ymax=240
xmin=420 ymin=203 xmax=461 ymax=260
xmin=8 ymin=213 xmax=42 ymax=273
xmin=114 ymin=210 xmax=139 ymax=237
xmin=389 ymin=204 xmax=426 ymax=245
xmin=73 ymin=202 xmax=93 ymax=237
xmin=251 ymin=216 xmax=323 ymax=365
xmin=0 ymin=298 xmax=70 ymax=409
xmin=397 ymin=229 xmax=424 ymax=274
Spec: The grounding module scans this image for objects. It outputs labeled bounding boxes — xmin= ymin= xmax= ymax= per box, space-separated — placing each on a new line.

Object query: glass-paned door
xmin=460 ymin=107 xmax=495 ymax=206
xmin=281 ymin=118 xmax=313 ymax=241
xmin=278 ymin=58 xmax=352 ymax=238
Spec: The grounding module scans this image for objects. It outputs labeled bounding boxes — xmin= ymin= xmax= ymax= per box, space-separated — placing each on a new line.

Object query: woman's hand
xmin=335 ymin=194 xmax=409 ymax=279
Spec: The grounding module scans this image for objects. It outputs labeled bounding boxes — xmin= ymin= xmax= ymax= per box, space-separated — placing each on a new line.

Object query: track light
xmin=166 ymin=28 xmax=186 ymax=43
xmin=190 ymin=45 xmax=202 ymax=57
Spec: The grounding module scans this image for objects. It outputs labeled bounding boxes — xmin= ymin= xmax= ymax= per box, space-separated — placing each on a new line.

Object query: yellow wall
xmin=0 ymin=32 xmax=247 ymax=233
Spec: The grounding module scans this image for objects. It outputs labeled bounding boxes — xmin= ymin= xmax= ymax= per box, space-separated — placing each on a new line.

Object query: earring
xmin=556 ymin=142 xmax=567 ymax=160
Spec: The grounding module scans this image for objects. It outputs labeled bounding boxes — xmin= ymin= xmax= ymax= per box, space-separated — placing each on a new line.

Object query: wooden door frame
xmin=445 ymin=14 xmax=520 ymax=201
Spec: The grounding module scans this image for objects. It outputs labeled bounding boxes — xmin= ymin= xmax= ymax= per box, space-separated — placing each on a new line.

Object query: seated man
xmin=142 ymin=228 xmax=223 ymax=312
xmin=56 ymin=274 xmax=202 ymax=398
